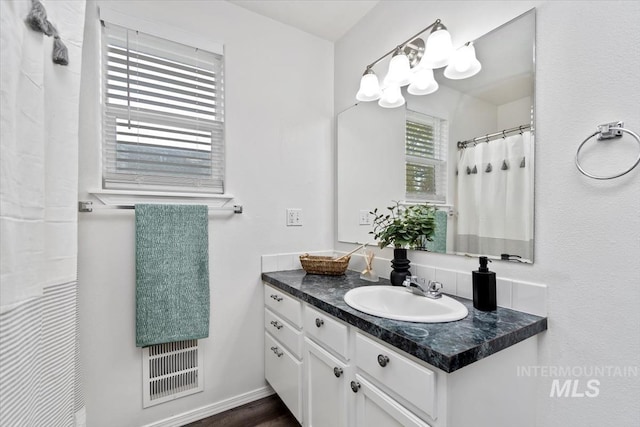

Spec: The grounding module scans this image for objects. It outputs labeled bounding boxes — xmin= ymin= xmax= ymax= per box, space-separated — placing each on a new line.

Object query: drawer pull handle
xmin=350 ymin=381 xmax=361 ymax=393
xmin=377 ymin=354 xmax=390 ymax=367
xmin=270 ymin=346 xmax=283 ymax=357
xmin=270 ymin=320 xmax=283 ymax=330
xmin=315 ymin=318 xmax=324 ymax=328
xmin=270 ymin=294 xmax=283 ymax=302
xmin=333 ymin=367 xmax=343 ymax=378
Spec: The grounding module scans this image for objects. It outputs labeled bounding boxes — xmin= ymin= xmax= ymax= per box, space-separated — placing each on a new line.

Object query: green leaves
xmin=369 ymin=201 xmax=436 ymax=249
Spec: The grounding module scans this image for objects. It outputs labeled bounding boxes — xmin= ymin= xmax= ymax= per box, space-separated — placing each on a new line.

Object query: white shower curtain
xmin=455 ymin=131 xmax=534 ymax=261
xmin=0 ymin=1 xmax=86 ymax=426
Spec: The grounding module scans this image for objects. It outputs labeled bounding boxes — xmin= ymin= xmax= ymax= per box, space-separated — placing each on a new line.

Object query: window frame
xmin=98 ymin=8 xmax=226 ymax=197
xmin=404 ymin=110 xmax=448 ymax=203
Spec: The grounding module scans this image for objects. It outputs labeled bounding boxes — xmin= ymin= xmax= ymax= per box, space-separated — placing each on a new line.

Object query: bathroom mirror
xmin=337 ymin=10 xmax=535 ymax=262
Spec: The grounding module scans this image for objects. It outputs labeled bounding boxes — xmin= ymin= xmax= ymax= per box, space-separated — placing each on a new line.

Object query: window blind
xmin=102 ymin=21 xmax=224 ymax=193
xmin=405 ymin=111 xmax=448 ymax=203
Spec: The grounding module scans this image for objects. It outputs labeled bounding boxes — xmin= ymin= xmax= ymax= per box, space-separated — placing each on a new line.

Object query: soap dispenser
xmin=473 ymin=256 xmax=497 ymax=311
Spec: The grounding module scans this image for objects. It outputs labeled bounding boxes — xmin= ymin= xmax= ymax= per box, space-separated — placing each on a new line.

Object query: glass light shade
xmin=385 ymin=51 xmax=412 ymax=86
xmin=408 ymin=68 xmax=439 ymax=95
xmin=378 ymin=84 xmax=405 ymax=108
xmin=444 ymin=43 xmax=481 ymax=79
xmin=356 ymin=72 xmax=382 ymax=101
xmin=423 ymin=29 xmax=453 ymax=69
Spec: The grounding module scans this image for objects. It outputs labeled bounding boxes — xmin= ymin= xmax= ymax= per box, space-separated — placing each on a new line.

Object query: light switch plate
xmin=286 ymin=208 xmax=303 ymax=226
xmin=359 ymin=210 xmax=372 ymax=225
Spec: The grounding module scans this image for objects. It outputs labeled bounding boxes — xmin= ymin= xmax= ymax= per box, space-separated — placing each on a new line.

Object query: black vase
xmin=390 ymin=248 xmax=411 ymax=286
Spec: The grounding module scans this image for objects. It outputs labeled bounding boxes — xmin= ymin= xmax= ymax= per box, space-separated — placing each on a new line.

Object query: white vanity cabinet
xmin=349 ymin=329 xmax=538 ymax=427
xmin=264 ymin=285 xmax=303 ymax=422
xmin=353 ymin=332 xmax=436 ymax=424
xmin=304 ymin=338 xmax=350 ymax=426
xmin=264 ymin=282 xmax=539 ymax=427
xmin=304 ymin=305 xmax=349 ymax=359
xmin=352 ymin=332 xmax=538 ymax=427
xmin=303 ymin=305 xmax=352 ymax=426
xmin=265 ymin=284 xmax=434 ymax=427
xmin=352 ymin=375 xmax=431 ymax=427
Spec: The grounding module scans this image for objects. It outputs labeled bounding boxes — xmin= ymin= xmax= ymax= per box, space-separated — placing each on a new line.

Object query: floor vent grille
xmin=142 ymin=339 xmax=203 ymax=408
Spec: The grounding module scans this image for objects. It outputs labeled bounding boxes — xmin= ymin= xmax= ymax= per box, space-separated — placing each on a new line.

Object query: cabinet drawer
xmin=265 ymin=308 xmax=303 ymax=358
xmin=264 ymin=284 xmax=302 ymax=327
xmin=304 ymin=305 xmax=349 ymax=359
xmin=355 ymin=332 xmax=435 ymax=419
xmin=265 ymin=332 xmax=302 ymax=422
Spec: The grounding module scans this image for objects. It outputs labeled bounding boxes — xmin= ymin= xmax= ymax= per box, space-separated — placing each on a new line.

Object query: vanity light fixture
xmin=355 ymin=19 xmax=482 ymax=108
xmin=355 ymin=68 xmax=383 ymax=101
xmin=378 ymin=84 xmax=405 ymax=108
xmin=408 ymin=67 xmax=438 ymax=96
xmin=421 ymin=21 xmax=453 ymax=69
xmin=444 ymin=42 xmax=482 ymax=79
xmin=385 ymin=46 xmax=412 ymax=86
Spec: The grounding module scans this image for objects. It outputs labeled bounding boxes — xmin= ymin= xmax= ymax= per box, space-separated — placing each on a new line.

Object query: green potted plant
xmin=370 ymin=201 xmax=436 ymax=286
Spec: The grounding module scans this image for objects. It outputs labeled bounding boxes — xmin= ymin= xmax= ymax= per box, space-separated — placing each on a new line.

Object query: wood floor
xmin=184 ymin=394 xmax=300 ymax=427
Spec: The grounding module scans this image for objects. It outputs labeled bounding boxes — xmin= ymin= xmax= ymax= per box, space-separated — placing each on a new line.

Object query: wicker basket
xmin=299 ymin=254 xmax=350 ymax=276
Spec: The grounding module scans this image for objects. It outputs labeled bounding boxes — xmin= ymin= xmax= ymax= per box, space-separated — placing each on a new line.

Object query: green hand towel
xmin=425 ymin=209 xmax=447 ymax=253
xmin=135 ymin=204 xmax=209 ymax=347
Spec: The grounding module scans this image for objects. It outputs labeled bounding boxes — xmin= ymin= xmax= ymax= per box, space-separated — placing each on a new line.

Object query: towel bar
xmin=78 ymin=201 xmax=242 ymax=214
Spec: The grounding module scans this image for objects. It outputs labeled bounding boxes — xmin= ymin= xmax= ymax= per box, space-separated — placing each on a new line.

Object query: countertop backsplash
xmin=261 ymin=250 xmax=547 ymax=317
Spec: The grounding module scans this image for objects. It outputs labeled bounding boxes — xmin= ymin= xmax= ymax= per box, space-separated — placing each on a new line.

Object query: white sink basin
xmin=344 ymin=286 xmax=468 ymax=323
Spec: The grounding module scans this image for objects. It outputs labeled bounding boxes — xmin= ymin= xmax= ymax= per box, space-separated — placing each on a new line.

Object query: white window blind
xmin=101 ymin=21 xmax=225 ymax=193
xmin=405 ymin=111 xmax=448 ymax=203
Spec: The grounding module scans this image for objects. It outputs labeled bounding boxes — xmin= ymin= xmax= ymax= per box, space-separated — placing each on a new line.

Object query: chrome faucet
xmin=402 ymin=276 xmax=443 ymax=299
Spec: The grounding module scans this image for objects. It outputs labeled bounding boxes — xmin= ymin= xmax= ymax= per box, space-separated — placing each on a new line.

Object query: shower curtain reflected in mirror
xmin=455 ymin=131 xmax=534 ymax=261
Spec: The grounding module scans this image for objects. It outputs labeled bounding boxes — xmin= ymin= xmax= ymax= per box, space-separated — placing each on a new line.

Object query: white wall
xmin=78 ymin=1 xmax=333 ymax=426
xmin=335 ymin=1 xmax=640 ymax=426
xmin=497 ymin=96 xmax=532 ymax=130
xmin=337 ymin=102 xmax=406 ymax=244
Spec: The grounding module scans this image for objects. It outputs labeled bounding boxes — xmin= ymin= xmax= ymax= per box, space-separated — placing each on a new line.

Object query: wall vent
xmin=142 ymin=339 xmax=203 ymax=408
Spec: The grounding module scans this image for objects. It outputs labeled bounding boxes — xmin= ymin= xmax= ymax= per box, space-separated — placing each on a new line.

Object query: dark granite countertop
xmin=262 ymin=270 xmax=547 ymax=373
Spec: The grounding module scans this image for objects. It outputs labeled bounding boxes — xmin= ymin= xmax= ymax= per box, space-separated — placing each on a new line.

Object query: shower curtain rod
xmin=78 ymin=201 xmax=243 ymax=214
xmin=457 ymin=124 xmax=532 ymax=149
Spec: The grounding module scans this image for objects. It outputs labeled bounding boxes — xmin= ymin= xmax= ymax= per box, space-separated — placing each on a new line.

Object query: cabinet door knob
xmin=377 ymin=354 xmax=390 ymax=367
xmin=271 ymin=346 xmax=283 ymax=357
xmin=315 ymin=318 xmax=324 ymax=328
xmin=333 ymin=367 xmax=343 ymax=378
xmin=270 ymin=294 xmax=283 ymax=302
xmin=270 ymin=320 xmax=283 ymax=330
xmin=350 ymin=381 xmax=361 ymax=393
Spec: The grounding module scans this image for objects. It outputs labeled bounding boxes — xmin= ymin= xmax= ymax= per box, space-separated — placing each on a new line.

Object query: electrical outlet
xmin=286 ymin=208 xmax=303 ymax=226
xmin=359 ymin=209 xmax=372 ymax=225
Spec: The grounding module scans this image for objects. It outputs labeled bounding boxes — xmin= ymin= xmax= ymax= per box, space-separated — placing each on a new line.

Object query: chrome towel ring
xmin=575 ymin=121 xmax=640 ymax=180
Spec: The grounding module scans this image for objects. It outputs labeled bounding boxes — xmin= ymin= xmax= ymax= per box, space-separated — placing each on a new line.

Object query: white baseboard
xmin=141 ymin=386 xmax=275 ymax=427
